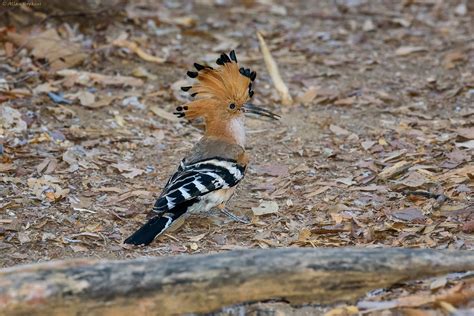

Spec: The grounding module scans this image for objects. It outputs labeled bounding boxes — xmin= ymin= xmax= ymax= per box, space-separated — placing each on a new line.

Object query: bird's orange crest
xmin=174 ymin=50 xmax=256 ymax=121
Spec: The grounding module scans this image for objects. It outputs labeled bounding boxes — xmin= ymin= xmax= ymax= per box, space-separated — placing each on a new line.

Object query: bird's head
xmin=174 ymin=50 xmax=280 ymax=123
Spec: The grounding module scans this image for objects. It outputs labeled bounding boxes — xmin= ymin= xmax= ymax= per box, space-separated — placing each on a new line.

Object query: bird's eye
xmin=229 ymin=103 xmax=236 ymax=110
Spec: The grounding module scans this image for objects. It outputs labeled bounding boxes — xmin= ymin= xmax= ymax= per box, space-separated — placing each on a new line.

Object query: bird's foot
xmin=220 ymin=208 xmax=250 ymax=224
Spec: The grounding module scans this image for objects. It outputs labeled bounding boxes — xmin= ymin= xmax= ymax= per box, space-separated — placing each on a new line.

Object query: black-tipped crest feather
xmin=194 ymin=63 xmax=205 ymax=71
xmin=229 ymin=50 xmax=237 ymax=62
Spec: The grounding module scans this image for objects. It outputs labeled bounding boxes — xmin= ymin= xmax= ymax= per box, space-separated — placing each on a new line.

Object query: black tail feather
xmin=124 ymin=198 xmax=198 ymax=246
xmin=123 ymin=216 xmax=172 ymax=245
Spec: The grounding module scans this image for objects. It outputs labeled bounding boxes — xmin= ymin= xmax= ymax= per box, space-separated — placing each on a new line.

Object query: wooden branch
xmin=1 ymin=248 xmax=473 ymax=315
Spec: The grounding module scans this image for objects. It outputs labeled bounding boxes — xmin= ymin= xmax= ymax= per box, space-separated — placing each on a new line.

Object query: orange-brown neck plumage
xmin=205 ymin=115 xmax=245 ymax=147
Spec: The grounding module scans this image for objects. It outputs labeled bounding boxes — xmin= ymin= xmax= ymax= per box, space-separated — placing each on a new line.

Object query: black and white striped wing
xmin=162 ymin=159 xmax=186 ymax=188
xmin=152 ymin=158 xmax=246 ymax=214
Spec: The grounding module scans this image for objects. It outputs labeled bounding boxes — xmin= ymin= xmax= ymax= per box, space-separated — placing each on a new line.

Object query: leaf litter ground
xmin=0 ymin=0 xmax=473 ymax=314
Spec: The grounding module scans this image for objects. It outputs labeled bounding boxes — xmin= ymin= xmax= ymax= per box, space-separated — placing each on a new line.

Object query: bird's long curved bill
xmin=243 ymin=103 xmax=280 ymax=120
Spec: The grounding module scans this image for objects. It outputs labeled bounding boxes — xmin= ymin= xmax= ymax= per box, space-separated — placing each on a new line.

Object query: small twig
xmin=2 ymin=71 xmax=40 ymax=84
xmin=108 ymin=209 xmax=125 ymax=221
xmin=403 ymin=190 xmax=446 ymax=200
xmin=257 ymin=31 xmax=293 ymax=106
xmin=73 ymin=207 xmax=97 ymax=214
xmin=221 ymin=208 xmax=250 ymax=224
xmin=163 ymin=233 xmax=180 ymax=242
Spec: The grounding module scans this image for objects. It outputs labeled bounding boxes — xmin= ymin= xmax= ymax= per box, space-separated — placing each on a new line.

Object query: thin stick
xmin=257 ymin=31 xmax=293 ymax=106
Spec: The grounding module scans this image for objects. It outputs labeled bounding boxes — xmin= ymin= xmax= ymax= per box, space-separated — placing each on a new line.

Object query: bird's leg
xmin=217 ymin=203 xmax=250 ymax=224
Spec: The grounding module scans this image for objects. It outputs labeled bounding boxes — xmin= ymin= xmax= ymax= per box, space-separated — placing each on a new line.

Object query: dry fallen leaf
xmin=17 ymin=231 xmax=31 ymax=244
xmin=382 ymin=149 xmax=408 ymax=163
xmin=456 ymin=127 xmax=474 ymax=140
xmin=257 ymin=31 xmax=293 ymax=106
xmin=455 ymin=140 xmax=474 ymax=149
xmin=395 ymin=46 xmax=427 ymax=56
xmin=334 ymin=96 xmax=356 ymax=106
xmin=62 ymin=146 xmax=98 ymax=172
xmin=32 ymin=82 xmax=58 ymax=95
xmin=391 ymin=207 xmax=426 ymax=222
xmin=437 ymin=164 xmax=474 ymax=182
xmin=111 ymin=163 xmax=144 ymax=179
xmin=360 ymin=278 xmax=474 ymax=312
xmin=188 ymin=233 xmax=207 ymax=242
xmin=462 ymin=220 xmax=474 ymax=233
xmin=0 ymin=106 xmax=27 ymax=134
xmin=305 ymin=186 xmax=330 ymax=198
xmin=362 ymin=19 xmax=376 ymax=32
xmin=150 ymin=106 xmax=180 ymax=122
xmin=159 ymin=15 xmax=196 ymax=27
xmin=378 ymin=161 xmax=412 ymax=180
xmin=336 ymin=177 xmax=355 ymax=186
xmin=430 ymin=276 xmax=448 ymax=290
xmin=361 ymin=140 xmax=376 ymax=150
xmin=252 ymin=201 xmax=279 ymax=216
xmin=296 ymin=86 xmax=318 ymax=105
xmin=329 ymin=124 xmax=350 ymax=136
xmin=7 ymin=29 xmax=86 ymax=71
xmin=0 ymin=163 xmax=15 ymax=173
xmin=445 ymin=150 xmax=471 ymax=164
xmin=36 ymin=158 xmax=57 ymax=174
xmin=297 ymin=228 xmax=311 ymax=242
xmin=454 ymin=3 xmax=467 ymax=16
xmin=27 ymin=176 xmax=69 ymax=202
xmin=85 ymin=95 xmax=116 ymax=109
xmin=132 ymin=66 xmax=158 ymax=80
xmin=66 ymin=91 xmax=96 ymax=107
xmin=442 ymin=50 xmax=466 ymax=69
xmin=397 ymin=172 xmax=430 ymax=188
xmin=113 ymin=39 xmax=165 ymax=64
xmin=70 ymin=245 xmax=88 ymax=253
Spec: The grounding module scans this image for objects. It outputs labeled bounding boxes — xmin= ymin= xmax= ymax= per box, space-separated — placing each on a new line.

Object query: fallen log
xmin=0 ymin=248 xmax=473 ymax=315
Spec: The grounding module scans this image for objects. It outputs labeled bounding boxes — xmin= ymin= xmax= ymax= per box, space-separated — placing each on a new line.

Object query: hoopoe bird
xmin=124 ymin=50 xmax=279 ymax=245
